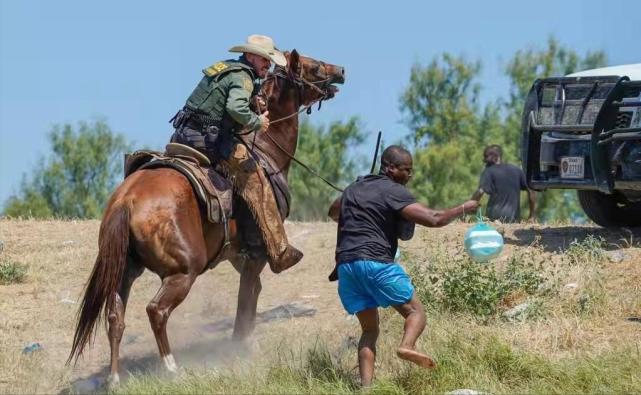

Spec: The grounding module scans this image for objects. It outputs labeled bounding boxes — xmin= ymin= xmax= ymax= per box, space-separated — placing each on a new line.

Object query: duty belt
xmin=182 ymin=106 xmax=220 ymax=127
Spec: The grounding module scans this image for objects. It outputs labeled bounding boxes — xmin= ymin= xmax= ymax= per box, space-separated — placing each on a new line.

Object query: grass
xmin=1 ymin=219 xmax=640 ymax=394
xmin=114 ymin=231 xmax=641 ymax=394
xmin=113 ymin=322 xmax=641 ymax=394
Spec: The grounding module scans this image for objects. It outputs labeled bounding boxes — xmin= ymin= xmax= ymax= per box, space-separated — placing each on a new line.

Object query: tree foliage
xmin=401 ymin=54 xmax=481 ymax=147
xmin=400 ymin=38 xmax=607 ymax=221
xmin=288 ymin=117 xmax=366 ymax=221
xmin=3 ymin=120 xmax=130 ymax=219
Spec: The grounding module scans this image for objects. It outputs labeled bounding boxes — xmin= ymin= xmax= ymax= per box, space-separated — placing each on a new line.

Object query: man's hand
xmin=259 ymin=111 xmax=270 ymax=133
xmin=462 ymin=199 xmax=480 ymax=214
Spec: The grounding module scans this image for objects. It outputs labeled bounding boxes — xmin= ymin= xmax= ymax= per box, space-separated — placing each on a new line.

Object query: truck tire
xmin=577 ymin=190 xmax=641 ymax=227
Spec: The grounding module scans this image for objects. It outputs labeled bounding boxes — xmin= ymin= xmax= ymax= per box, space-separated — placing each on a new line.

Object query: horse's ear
xmin=288 ymin=49 xmax=300 ymax=74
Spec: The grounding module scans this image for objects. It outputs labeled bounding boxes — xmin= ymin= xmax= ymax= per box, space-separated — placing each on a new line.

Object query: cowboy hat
xmin=229 ymin=34 xmax=287 ymax=67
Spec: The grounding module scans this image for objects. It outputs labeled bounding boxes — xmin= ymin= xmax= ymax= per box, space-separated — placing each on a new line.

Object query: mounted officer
xmin=169 ymin=34 xmax=303 ymax=273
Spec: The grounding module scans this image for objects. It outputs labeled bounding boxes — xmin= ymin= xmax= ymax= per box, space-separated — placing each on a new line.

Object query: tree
xmin=400 ymin=54 xmax=482 ymax=147
xmin=399 ymin=39 xmax=608 ymax=221
xmin=400 ymin=54 xmax=489 ymax=208
xmin=288 ymin=117 xmax=366 ymax=221
xmin=3 ymin=120 xmax=130 ymax=219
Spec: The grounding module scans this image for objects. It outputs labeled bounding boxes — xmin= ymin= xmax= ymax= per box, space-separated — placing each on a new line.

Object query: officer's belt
xmin=183 ymin=106 xmax=221 ymax=128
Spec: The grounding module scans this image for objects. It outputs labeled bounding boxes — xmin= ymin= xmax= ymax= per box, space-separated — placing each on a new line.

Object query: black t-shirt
xmin=479 ymin=163 xmax=528 ymax=223
xmin=335 ymin=174 xmax=417 ymax=264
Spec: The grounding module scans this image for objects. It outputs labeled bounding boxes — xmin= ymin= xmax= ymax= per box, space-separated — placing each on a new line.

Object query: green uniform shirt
xmin=185 ymin=58 xmax=262 ymax=132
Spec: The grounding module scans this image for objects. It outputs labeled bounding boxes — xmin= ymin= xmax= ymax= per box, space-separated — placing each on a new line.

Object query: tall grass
xmin=114 ymin=331 xmax=641 ymax=394
xmin=113 ymin=236 xmax=641 ymax=394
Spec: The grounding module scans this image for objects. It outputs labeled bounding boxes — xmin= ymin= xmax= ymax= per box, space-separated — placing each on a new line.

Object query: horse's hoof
xmin=107 ymin=373 xmax=120 ymax=389
xmin=162 ymin=354 xmax=179 ymax=374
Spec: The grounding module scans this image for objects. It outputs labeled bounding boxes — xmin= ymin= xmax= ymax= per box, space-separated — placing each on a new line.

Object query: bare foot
xmin=396 ymin=347 xmax=436 ymax=369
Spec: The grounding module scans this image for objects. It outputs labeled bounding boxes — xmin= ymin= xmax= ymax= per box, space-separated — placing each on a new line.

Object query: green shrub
xmin=565 ymin=235 xmax=606 ymax=266
xmin=409 ymin=248 xmax=548 ymax=320
xmin=0 ymin=260 xmax=27 ymax=284
xmin=440 ymin=258 xmax=506 ymax=318
xmin=503 ymin=251 xmax=545 ymax=294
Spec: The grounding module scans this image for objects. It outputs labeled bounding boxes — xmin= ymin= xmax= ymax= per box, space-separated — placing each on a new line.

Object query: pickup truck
xmin=521 ymin=64 xmax=641 ymax=227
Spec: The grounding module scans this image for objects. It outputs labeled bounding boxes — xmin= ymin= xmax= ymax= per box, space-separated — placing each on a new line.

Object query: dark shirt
xmin=479 ymin=163 xmax=528 ymax=223
xmin=335 ymin=174 xmax=417 ymax=265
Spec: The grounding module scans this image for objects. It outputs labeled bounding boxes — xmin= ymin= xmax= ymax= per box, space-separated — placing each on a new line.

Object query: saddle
xmin=123 ymin=143 xmax=292 ymax=224
xmin=124 ymin=143 xmax=233 ymax=225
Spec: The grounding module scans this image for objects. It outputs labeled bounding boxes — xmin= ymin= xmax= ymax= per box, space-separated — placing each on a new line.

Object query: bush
xmin=564 ymin=235 xmax=606 ymax=266
xmin=441 ymin=258 xmax=506 ymax=317
xmin=409 ymin=248 xmax=547 ymax=320
xmin=503 ymin=251 xmax=545 ymax=295
xmin=0 ymin=260 xmax=28 ymax=284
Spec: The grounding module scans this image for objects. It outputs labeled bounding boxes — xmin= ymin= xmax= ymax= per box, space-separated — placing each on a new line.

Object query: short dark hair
xmin=380 ymin=145 xmax=411 ymax=171
xmin=484 ymin=144 xmax=502 ymax=158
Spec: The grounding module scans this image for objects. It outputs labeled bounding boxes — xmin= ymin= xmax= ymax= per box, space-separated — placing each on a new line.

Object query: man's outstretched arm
xmin=328 ymin=196 xmax=341 ymax=222
xmin=401 ymin=200 xmax=479 ymax=228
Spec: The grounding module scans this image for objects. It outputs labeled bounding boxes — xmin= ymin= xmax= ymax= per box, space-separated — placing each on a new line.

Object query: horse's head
xmin=262 ymin=50 xmax=345 ymax=110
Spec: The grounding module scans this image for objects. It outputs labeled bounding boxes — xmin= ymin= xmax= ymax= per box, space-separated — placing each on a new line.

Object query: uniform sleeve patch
xmin=242 ymin=77 xmax=254 ymax=93
xmin=203 ymin=62 xmax=229 ymax=77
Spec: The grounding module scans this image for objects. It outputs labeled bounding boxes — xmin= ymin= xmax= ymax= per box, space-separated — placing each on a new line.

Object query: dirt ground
xmin=0 ymin=219 xmax=640 ymax=394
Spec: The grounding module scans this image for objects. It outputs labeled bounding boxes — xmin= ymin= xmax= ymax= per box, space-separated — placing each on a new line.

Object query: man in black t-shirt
xmin=471 ymin=145 xmax=536 ymax=223
xmin=327 ymin=145 xmax=479 ymax=387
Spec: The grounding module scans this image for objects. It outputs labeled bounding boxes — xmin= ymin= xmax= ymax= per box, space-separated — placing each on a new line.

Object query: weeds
xmin=0 ymin=260 xmax=27 ymax=284
xmin=564 ymin=235 xmax=606 ymax=266
xmin=409 ymin=248 xmax=546 ymax=320
xmin=440 ymin=258 xmax=506 ymax=318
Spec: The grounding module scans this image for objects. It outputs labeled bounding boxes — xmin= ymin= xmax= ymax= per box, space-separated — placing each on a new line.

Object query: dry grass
xmin=0 ymin=219 xmax=640 ymax=394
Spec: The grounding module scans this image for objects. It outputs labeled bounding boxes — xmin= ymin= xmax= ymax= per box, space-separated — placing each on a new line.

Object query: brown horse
xmin=68 ymin=50 xmax=345 ymax=386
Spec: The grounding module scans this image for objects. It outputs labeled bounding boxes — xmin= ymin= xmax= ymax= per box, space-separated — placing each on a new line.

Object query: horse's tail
xmin=67 ymin=203 xmax=130 ymax=364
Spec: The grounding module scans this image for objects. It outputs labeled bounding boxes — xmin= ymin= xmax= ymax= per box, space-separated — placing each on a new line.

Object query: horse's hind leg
xmin=107 ymin=259 xmax=144 ymax=386
xmin=146 ymin=272 xmax=196 ymax=373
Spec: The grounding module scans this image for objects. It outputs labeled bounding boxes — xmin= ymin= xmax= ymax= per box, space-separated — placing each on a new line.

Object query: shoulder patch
xmin=242 ymin=77 xmax=254 ymax=93
xmin=202 ymin=62 xmax=229 ymax=77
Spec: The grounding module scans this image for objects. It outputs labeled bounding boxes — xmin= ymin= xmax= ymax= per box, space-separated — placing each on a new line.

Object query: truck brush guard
xmin=521 ymin=76 xmax=641 ymax=194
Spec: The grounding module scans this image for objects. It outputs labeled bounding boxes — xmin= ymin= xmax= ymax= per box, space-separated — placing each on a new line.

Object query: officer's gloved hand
xmin=259 ymin=111 xmax=270 ymax=133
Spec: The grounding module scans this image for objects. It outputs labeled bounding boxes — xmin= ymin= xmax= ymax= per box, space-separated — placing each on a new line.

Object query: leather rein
xmin=253 ymin=65 xmax=344 ymax=193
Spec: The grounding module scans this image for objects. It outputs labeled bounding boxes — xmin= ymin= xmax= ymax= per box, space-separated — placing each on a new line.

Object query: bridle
xmin=251 ymin=61 xmax=345 ymax=193
xmin=261 ymin=62 xmax=335 ymax=123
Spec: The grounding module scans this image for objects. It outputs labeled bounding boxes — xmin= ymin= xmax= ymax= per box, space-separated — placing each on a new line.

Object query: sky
xmin=1 ymin=0 xmax=640 ymax=207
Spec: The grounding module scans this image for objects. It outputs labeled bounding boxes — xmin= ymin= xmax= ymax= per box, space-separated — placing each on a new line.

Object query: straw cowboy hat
xmin=229 ymin=34 xmax=287 ymax=67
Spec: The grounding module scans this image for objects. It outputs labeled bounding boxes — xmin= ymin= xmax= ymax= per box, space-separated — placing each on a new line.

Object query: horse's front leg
xmin=232 ymin=256 xmax=267 ymax=341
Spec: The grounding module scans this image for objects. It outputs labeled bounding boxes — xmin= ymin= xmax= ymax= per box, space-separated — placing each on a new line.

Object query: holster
xmin=169 ymin=108 xmax=223 ymax=158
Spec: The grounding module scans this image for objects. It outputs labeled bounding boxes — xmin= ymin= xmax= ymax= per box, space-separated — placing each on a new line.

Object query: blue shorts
xmin=337 ymin=260 xmax=414 ymax=314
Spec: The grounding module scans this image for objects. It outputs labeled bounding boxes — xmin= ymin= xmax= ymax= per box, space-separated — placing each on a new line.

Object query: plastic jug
xmin=464 ymin=220 xmax=504 ymax=263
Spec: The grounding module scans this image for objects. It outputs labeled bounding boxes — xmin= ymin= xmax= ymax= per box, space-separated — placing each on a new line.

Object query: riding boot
xmin=223 ymin=143 xmax=303 ymax=273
